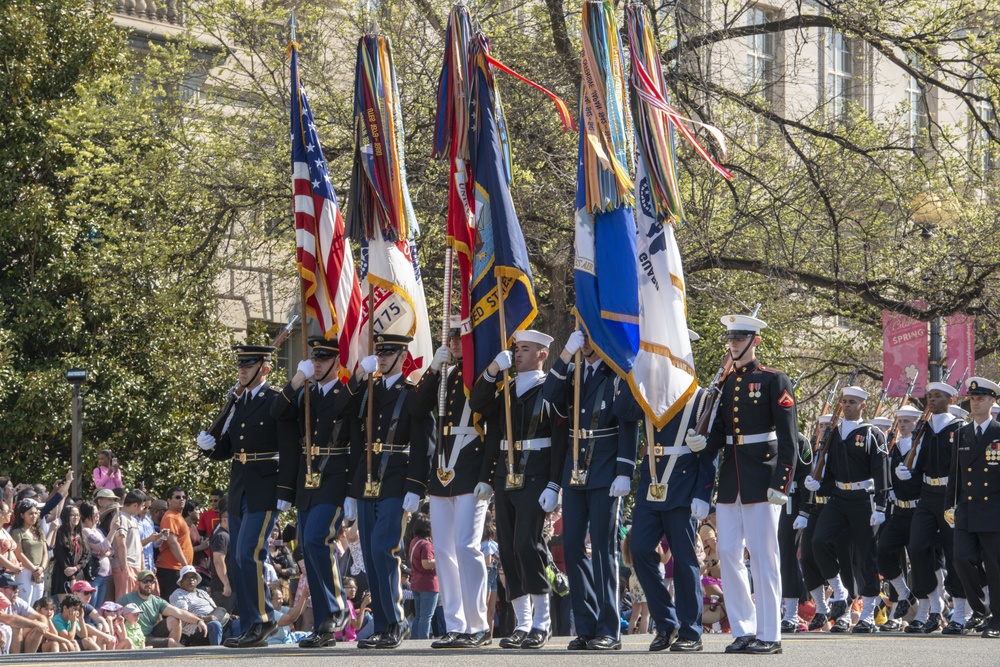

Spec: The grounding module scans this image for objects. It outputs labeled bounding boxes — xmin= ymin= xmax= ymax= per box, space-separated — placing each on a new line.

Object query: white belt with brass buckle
xmin=725 ymin=431 xmax=777 ymax=445
xmin=575 ymin=426 xmax=619 ymax=439
xmin=442 ymin=425 xmax=479 ymax=437
xmin=923 ymin=475 xmax=948 ymax=487
xmin=895 ymin=498 xmax=918 ymax=509
xmin=500 ymin=438 xmax=552 ymax=451
xmin=835 ymin=479 xmax=874 ymax=491
xmin=651 ymin=445 xmax=691 ymax=456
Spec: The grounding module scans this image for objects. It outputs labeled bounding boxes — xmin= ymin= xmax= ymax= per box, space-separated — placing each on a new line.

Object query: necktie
xmin=977 ymin=425 xmax=983 ymax=438
xmin=585 ymin=365 xmax=594 ymax=385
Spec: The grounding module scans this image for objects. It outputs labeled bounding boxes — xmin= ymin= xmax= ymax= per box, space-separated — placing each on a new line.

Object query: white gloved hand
xmin=473 ymin=482 xmax=493 ymax=502
xmin=296 ymin=359 xmax=315 ymax=380
xmin=609 ymin=475 xmax=631 ymax=498
xmin=889 ymin=490 xmax=897 ymax=503
xmin=895 ymin=463 xmax=912 ymax=481
xmin=197 ymin=431 xmax=216 ymax=451
xmin=767 ymin=488 xmax=789 ymax=506
xmin=685 ymin=429 xmax=707 ymax=453
xmin=691 ymin=498 xmax=710 ymax=521
xmin=539 ymin=488 xmax=559 ymax=513
xmin=494 ymin=350 xmax=513 ymax=371
xmin=564 ymin=330 xmax=585 ymax=355
xmin=431 ymin=346 xmax=451 ymax=372
xmin=402 ymin=492 xmax=420 ymax=513
xmin=360 ymin=355 xmax=378 ymax=375
xmin=804 ymin=475 xmax=821 ymax=492
xmin=792 ymin=514 xmax=808 ymax=531
xmin=344 ymin=497 xmax=357 ymax=522
xmin=870 ymin=510 xmax=885 ymax=527
xmin=276 ymin=500 xmax=292 ymax=512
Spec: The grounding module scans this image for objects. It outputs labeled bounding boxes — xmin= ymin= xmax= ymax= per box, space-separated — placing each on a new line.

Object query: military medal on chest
xmin=748 ymin=382 xmax=762 ymax=398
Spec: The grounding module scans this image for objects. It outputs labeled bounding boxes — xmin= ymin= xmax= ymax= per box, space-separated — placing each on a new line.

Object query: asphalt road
xmin=4 ymin=632 xmax=997 ymax=666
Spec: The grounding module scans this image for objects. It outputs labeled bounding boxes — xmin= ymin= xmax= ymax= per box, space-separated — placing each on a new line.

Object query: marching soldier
xmin=805 ymin=386 xmax=888 ymax=634
xmin=542 ymin=330 xmax=639 ymax=651
xmin=627 ymin=331 xmax=713 ymax=652
xmin=946 ymin=377 xmax=1000 ymax=638
xmin=778 ymin=432 xmax=810 ymax=633
xmin=345 ymin=334 xmax=434 ymax=650
xmin=410 ymin=318 xmax=492 ymax=649
xmin=470 ymin=330 xmax=568 ymax=650
xmin=685 ymin=313 xmax=797 ymax=654
xmin=896 ymin=381 xmax=967 ymax=634
xmin=197 ymin=345 xmax=298 ymax=648
xmin=876 ymin=405 xmax=922 ymax=632
xmin=270 ymin=338 xmax=355 ymax=647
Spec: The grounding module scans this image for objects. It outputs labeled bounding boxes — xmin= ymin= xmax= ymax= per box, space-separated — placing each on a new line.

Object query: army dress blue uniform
xmin=542 ymin=355 xmax=639 ymax=647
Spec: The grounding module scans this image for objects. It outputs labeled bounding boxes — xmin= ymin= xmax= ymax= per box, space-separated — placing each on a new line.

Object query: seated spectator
xmin=267 ymin=579 xmax=309 ymax=645
xmin=53 ymin=594 xmax=101 ymax=651
xmin=268 ymin=523 xmax=298 ymax=582
xmin=121 ymin=603 xmax=145 ymax=650
xmin=25 ymin=596 xmax=76 ymax=652
xmin=168 ymin=566 xmax=222 ymax=646
xmin=116 ymin=569 xmax=207 ymax=648
xmin=99 ymin=602 xmax=134 ymax=649
xmin=68 ymin=581 xmax=117 ymax=648
xmin=0 ymin=591 xmax=11 ymax=654
xmin=340 ymin=577 xmax=371 ymax=642
xmin=93 ymin=451 xmax=124 ymax=491
xmin=0 ymin=576 xmax=70 ymax=653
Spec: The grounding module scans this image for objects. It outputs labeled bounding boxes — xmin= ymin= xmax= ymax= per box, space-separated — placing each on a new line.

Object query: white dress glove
xmin=296 ymin=359 xmax=315 ymax=380
xmin=473 ymin=482 xmax=493 ymax=502
xmin=895 ymin=463 xmax=912 ymax=481
xmin=691 ymin=498 xmax=710 ymax=521
xmin=402 ymin=492 xmax=420 ymax=513
xmin=609 ymin=475 xmax=631 ymax=498
xmin=792 ymin=514 xmax=808 ymax=530
xmin=344 ymin=498 xmax=357 ymax=522
xmin=197 ymin=431 xmax=216 ymax=451
xmin=494 ymin=350 xmax=513 ymax=371
xmin=564 ymin=330 xmax=585 ymax=355
xmin=430 ymin=346 xmax=451 ymax=372
xmin=276 ymin=500 xmax=292 ymax=512
xmin=804 ymin=475 xmax=821 ymax=492
xmin=767 ymin=488 xmax=788 ymax=506
xmin=360 ymin=355 xmax=378 ymax=375
xmin=870 ymin=510 xmax=886 ymax=527
xmin=685 ymin=429 xmax=707 ymax=453
xmin=539 ymin=488 xmax=559 ymax=513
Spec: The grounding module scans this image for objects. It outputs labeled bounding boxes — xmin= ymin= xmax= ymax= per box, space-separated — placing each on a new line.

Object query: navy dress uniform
xmin=470 ymin=329 xmax=568 ymax=649
xmin=946 ymin=377 xmax=1000 ymax=637
xmin=629 ymin=386 xmax=714 ymax=652
xmin=777 ymin=433 xmax=810 ymax=632
xmin=542 ymin=341 xmax=639 ymax=651
xmin=197 ymin=345 xmax=298 ymax=648
xmin=693 ymin=314 xmax=797 ymax=654
xmin=409 ymin=319 xmax=492 ymax=649
xmin=270 ymin=338 xmax=356 ymax=647
xmin=347 ymin=334 xmax=433 ymax=649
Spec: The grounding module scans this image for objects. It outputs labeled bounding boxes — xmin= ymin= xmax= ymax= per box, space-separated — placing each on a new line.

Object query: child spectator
xmin=93 ymin=451 xmax=124 ymax=492
xmin=121 ymin=603 xmax=145 ymax=649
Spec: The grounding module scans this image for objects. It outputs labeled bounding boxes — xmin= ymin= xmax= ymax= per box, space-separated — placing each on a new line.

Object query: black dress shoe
xmin=587 ymin=636 xmax=621 ymax=650
xmin=941 ymin=620 xmax=965 ymax=635
xmin=967 ymin=613 xmax=991 ymax=632
xmin=828 ymin=599 xmax=848 ymax=621
xmin=923 ymin=612 xmax=944 ymax=633
xmin=452 ymin=630 xmax=492 ymax=648
xmin=904 ymin=620 xmax=925 ymax=634
xmin=299 ymin=630 xmax=337 ymax=648
xmin=724 ymin=634 xmax=757 ymax=653
xmin=499 ymin=629 xmax=527 ymax=649
xmin=376 ymin=623 xmax=404 ymax=649
xmin=236 ymin=621 xmax=279 ymax=648
xmin=431 ymin=632 xmax=464 ymax=649
xmin=223 ymin=636 xmax=241 ymax=648
xmin=830 ymin=618 xmax=850 ymax=633
xmin=781 ymin=619 xmax=800 ymax=633
xmin=567 ymin=635 xmax=593 ymax=650
xmin=808 ymin=612 xmax=828 ymax=631
xmin=982 ymin=624 xmax=1000 ymax=639
xmin=880 ymin=619 xmax=903 ymax=632
xmin=358 ymin=632 xmax=383 ymax=649
xmin=746 ymin=640 xmax=782 ymax=654
xmin=648 ymin=629 xmax=677 ymax=651
xmin=851 ymin=620 xmax=877 ymax=633
xmin=521 ymin=627 xmax=550 ymax=649
xmin=893 ymin=596 xmax=916 ymax=620
xmin=669 ymin=637 xmax=703 ymax=652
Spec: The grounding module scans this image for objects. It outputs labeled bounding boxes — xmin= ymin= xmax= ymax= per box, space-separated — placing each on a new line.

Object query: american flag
xmin=290 ymin=43 xmax=362 ymax=376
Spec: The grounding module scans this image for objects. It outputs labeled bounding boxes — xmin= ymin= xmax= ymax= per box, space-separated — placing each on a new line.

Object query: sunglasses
xmin=139 ymin=578 xmax=156 ymax=584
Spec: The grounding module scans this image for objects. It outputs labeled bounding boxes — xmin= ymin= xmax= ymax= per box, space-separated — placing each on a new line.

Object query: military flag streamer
xmin=289 ymin=41 xmax=363 ymax=378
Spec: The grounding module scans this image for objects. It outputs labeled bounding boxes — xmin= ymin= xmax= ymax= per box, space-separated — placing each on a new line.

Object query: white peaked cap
xmin=721 ymin=314 xmax=767 ymax=335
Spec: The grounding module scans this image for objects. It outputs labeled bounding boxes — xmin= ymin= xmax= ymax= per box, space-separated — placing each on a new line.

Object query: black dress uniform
xmin=877 ymin=427 xmax=922 ymax=630
xmin=542 ymin=355 xmax=639 ymax=647
xmin=270 ymin=338 xmax=357 ymax=646
xmin=777 ymin=433 xmax=810 ymax=631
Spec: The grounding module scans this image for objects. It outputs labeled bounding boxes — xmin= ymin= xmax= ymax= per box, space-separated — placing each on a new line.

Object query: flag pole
xmin=571 ymin=319 xmax=582 ymax=485
xmin=438 ymin=247 xmax=454 ymax=474
xmin=497 ymin=275 xmax=518 ymax=488
xmin=365 ymin=286 xmax=377 ymax=496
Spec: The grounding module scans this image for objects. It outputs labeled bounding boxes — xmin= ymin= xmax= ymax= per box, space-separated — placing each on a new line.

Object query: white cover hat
xmin=841 ymin=386 xmax=869 ymax=401
xmin=926 ymin=381 xmax=957 ymax=397
xmin=688 ymin=329 xmax=700 ymax=342
xmin=895 ymin=405 xmax=923 ymax=419
xmin=870 ymin=417 xmax=893 ymax=428
xmin=950 ymin=405 xmax=970 ymax=419
xmin=513 ymin=330 xmax=554 ymax=348
xmin=721 ymin=314 xmax=767 ymax=337
xmin=818 ymin=414 xmax=833 ymax=424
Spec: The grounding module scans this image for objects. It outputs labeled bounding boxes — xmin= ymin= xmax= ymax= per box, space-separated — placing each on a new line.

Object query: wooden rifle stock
xmin=903 ymin=404 xmax=935 ymax=469
xmin=812 ymin=368 xmax=860 ymax=478
xmin=694 ymin=352 xmax=734 ymax=436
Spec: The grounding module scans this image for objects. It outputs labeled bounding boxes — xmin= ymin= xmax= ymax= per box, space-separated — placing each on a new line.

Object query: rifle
xmin=694 ymin=351 xmax=734 ymax=436
xmin=872 ymin=380 xmax=891 ymax=418
xmin=811 ymin=368 xmax=860 ymax=480
xmin=206 ymin=316 xmax=300 ymax=440
xmin=954 ymin=367 xmax=969 ymax=393
xmin=811 ymin=380 xmax=839 ymax=453
xmin=904 ymin=360 xmax=959 ymax=469
xmin=790 ymin=370 xmax=806 ymax=392
xmin=886 ymin=374 xmax=917 ymax=453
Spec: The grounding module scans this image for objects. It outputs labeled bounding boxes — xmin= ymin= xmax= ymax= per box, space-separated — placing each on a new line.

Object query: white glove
xmin=804 ymin=475 xmax=821 ymax=492
xmin=473 ymin=482 xmax=493 ymax=502
xmin=360 ymin=355 xmax=378 ymax=375
xmin=870 ymin=510 xmax=885 ymax=527
xmin=430 ymin=346 xmax=451 ymax=372
xmin=685 ymin=429 xmax=707 ymax=453
xmin=296 ymin=359 xmax=315 ymax=380
xmin=344 ymin=497 xmax=357 ymax=522
xmin=895 ymin=463 xmax=912 ymax=481
xmin=197 ymin=431 xmax=216 ymax=451
xmin=609 ymin=475 xmax=631 ymax=498
xmin=564 ymin=330 xmax=585 ymax=355
xmin=539 ymin=488 xmax=559 ymax=513
xmin=889 ymin=490 xmax=897 ymax=503
xmin=494 ymin=350 xmax=513 ymax=371
xmin=402 ymin=492 xmax=420 ymax=513
xmin=767 ymin=488 xmax=788 ymax=506
xmin=792 ymin=515 xmax=808 ymax=530
xmin=691 ymin=498 xmax=710 ymax=521
xmin=276 ymin=500 xmax=292 ymax=512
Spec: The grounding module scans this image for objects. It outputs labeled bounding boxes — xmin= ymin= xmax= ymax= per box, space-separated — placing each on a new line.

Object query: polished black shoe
xmin=669 ymin=637 xmax=703 ymax=652
xmin=587 ymin=636 xmax=621 ymax=650
xmin=923 ymin=612 xmax=944 ymax=633
xmin=357 ymin=632 xmax=382 ymax=649
xmin=828 ymin=599 xmax=848 ymax=621
xmin=904 ymin=620 xmax=926 ymax=634
xmin=942 ymin=620 xmax=966 ymax=635
xmin=781 ymin=619 xmax=800 ymax=633
xmin=851 ymin=620 xmax=877 ymax=634
xmin=299 ymin=630 xmax=337 ymax=648
xmin=880 ymin=618 xmax=903 ymax=632
xmin=452 ymin=630 xmax=492 ymax=648
xmin=967 ymin=613 xmax=992 ymax=632
xmin=431 ymin=631 xmax=464 ymax=649
xmin=808 ymin=612 xmax=828 ymax=631
xmin=724 ymin=634 xmax=757 ymax=653
xmin=893 ymin=596 xmax=916 ymax=620
xmin=567 ymin=635 xmax=594 ymax=650
xmin=223 ymin=637 xmax=241 ymax=648
xmin=235 ymin=621 xmax=279 ymax=648
xmin=521 ymin=627 xmax=550 ymax=649
xmin=648 ymin=629 xmax=677 ymax=652
xmin=746 ymin=640 xmax=782 ymax=654
xmin=323 ymin=611 xmax=350 ymax=634
xmin=499 ymin=629 xmax=527 ymax=649
xmin=375 ymin=623 xmax=404 ymax=649
xmin=830 ymin=618 xmax=851 ymax=633
xmin=982 ymin=623 xmax=1000 ymax=639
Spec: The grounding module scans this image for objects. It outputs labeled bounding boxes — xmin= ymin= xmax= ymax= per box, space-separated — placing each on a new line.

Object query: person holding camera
xmin=93 ymin=451 xmax=123 ymax=492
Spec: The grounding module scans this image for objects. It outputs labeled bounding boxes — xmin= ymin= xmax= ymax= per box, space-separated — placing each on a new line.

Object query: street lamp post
xmin=65 ymin=369 xmax=87 ymax=498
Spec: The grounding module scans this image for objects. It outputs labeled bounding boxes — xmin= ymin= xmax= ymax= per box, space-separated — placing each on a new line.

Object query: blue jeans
xmin=412 ymin=591 xmax=439 ymax=639
xmin=91 ymin=574 xmax=108 ymax=608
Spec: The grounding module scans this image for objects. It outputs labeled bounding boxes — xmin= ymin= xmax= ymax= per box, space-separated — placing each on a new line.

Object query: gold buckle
xmin=437 ymin=468 xmax=454 ymax=486
xmin=363 ymin=480 xmax=381 ymax=498
xmin=734 ymin=435 xmax=744 ymax=445
xmin=304 ymin=472 xmax=321 ymax=489
xmin=570 ymin=468 xmax=589 ymax=486
xmin=652 ymin=445 xmax=663 ymax=456
xmin=575 ymin=429 xmax=593 ymax=440
xmin=238 ymin=451 xmax=247 ymax=465
xmin=442 ymin=425 xmax=452 ymax=436
xmin=309 ymin=445 xmax=320 ymax=457
xmin=372 ymin=440 xmax=382 ymax=454
xmin=647 ymin=484 xmax=667 ymax=502
xmin=505 ymin=473 xmax=524 ymax=490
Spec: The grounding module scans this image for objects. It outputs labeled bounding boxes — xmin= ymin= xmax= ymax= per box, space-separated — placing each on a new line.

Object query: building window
xmin=746 ymin=8 xmax=775 ymax=104
xmin=905 ymin=53 xmax=928 ymax=148
xmin=825 ymin=29 xmax=855 ymax=121
xmin=972 ymin=78 xmax=995 ymax=172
